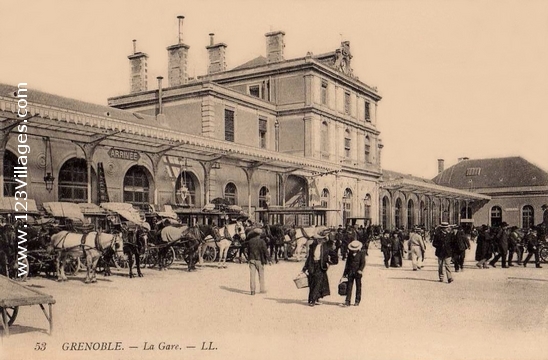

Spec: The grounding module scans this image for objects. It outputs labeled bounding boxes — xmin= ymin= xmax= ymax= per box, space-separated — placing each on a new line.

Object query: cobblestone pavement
xmin=3 ymin=244 xmax=548 ymax=360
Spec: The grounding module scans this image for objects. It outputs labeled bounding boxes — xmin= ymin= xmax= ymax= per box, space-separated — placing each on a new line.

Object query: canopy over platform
xmin=380 ymin=178 xmax=491 ymax=202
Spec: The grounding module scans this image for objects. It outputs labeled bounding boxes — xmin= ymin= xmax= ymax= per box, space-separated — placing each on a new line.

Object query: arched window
xmin=407 ymin=199 xmax=415 ymax=229
xmin=419 ymin=200 xmax=425 ymax=226
xmin=364 ymin=135 xmax=371 ymax=163
xmin=490 ymin=206 xmax=502 ymax=227
xmin=224 ymin=182 xmax=237 ymax=205
xmin=395 ymin=198 xmax=403 ymax=229
xmin=58 ymin=158 xmax=87 ymax=203
xmin=3 ymin=150 xmax=17 ymax=197
xmin=382 ymin=196 xmax=389 ymax=229
xmin=321 ymin=122 xmax=329 ymax=159
xmin=342 ymin=188 xmax=353 ymax=225
xmin=522 ymin=205 xmax=534 ymax=229
xmin=123 ymin=165 xmax=150 ymax=210
xmin=175 ymin=171 xmax=196 ymax=206
xmin=259 ymin=186 xmax=270 ymax=208
xmin=320 ymin=188 xmax=329 ymax=208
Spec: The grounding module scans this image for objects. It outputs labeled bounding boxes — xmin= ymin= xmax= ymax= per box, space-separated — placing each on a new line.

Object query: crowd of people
xmin=245 ymin=219 xmax=546 ymax=306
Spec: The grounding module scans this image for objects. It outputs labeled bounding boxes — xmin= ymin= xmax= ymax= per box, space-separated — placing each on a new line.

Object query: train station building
xmin=1 ymin=17 xmax=493 ymax=228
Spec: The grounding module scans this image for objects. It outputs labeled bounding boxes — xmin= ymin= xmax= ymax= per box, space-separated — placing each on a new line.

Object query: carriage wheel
xmin=63 ymin=255 xmax=80 ymax=276
xmin=202 ymin=246 xmax=217 ymax=263
xmin=147 ymin=248 xmax=159 ymax=268
xmin=162 ymin=247 xmax=175 ymax=267
xmin=540 ymin=245 xmax=548 ymax=263
xmin=0 ymin=306 xmax=19 ymax=326
xmin=183 ymin=251 xmax=199 ymax=265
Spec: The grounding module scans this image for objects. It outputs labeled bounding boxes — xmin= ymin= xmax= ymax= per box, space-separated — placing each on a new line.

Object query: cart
xmin=0 ymin=275 xmax=55 ymax=337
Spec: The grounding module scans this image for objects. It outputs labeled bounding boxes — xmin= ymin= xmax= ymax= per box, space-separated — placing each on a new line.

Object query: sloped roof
xmin=381 ymin=169 xmax=435 ymax=184
xmin=432 ymin=157 xmax=548 ymax=189
xmin=232 ymin=56 xmax=268 ymax=71
xmin=0 ymin=83 xmax=155 ymax=126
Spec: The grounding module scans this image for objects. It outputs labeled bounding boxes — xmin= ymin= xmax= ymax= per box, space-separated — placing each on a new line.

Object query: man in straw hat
xmin=341 ymin=239 xmax=366 ymax=306
xmin=302 ymin=228 xmax=338 ymax=307
xmin=408 ymin=226 xmax=427 ymax=271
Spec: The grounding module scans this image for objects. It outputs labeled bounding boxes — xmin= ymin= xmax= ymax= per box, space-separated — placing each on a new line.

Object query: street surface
xmin=2 ymin=243 xmax=548 ymax=360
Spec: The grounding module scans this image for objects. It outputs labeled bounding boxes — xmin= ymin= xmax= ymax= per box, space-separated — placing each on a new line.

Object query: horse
xmin=50 ymin=230 xmax=125 ymax=283
xmin=160 ymin=225 xmax=219 ymax=271
xmin=0 ymin=223 xmax=17 ymax=278
xmin=291 ymin=226 xmax=317 ymax=261
xmin=103 ymin=225 xmax=148 ymax=278
xmin=199 ymin=221 xmax=246 ymax=268
xmin=264 ymin=224 xmax=291 ymax=263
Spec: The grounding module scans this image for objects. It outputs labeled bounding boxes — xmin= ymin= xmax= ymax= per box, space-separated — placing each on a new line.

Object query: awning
xmin=43 ymin=202 xmax=85 ymax=221
xmin=0 ymin=199 xmax=39 ymax=214
xmin=380 ymin=178 xmax=490 ymax=201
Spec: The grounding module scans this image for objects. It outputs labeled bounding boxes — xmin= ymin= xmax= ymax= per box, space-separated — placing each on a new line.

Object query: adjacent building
xmin=433 ymin=157 xmax=548 ymax=228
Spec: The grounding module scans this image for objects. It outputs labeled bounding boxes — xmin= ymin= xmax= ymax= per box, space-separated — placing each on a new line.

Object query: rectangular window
xmin=364 ymin=101 xmax=371 ymax=121
xmin=225 ymin=109 xmax=235 ymax=142
xmin=259 ymin=118 xmax=267 ymax=149
xmin=344 ymin=137 xmax=351 ymax=158
xmin=248 ymin=85 xmax=260 ymax=98
xmin=321 ymin=81 xmax=328 ymax=105
xmin=344 ymin=92 xmax=351 ymax=114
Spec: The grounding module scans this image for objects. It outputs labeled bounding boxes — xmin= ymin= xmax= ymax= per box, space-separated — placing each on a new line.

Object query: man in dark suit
xmin=489 ymin=222 xmax=510 ymax=268
xmin=380 ymin=230 xmax=392 ymax=268
xmin=342 ymin=240 xmax=366 ymax=307
xmin=303 ymin=229 xmax=338 ymax=307
xmin=523 ymin=227 xmax=542 ymax=268
xmin=432 ymin=222 xmax=454 ymax=283
xmin=247 ymin=226 xmax=271 ymax=295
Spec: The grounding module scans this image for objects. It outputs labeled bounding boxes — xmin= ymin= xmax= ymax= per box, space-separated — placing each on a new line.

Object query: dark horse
xmin=158 ymin=224 xmax=219 ymax=272
xmin=264 ymin=224 xmax=285 ymax=263
xmin=103 ymin=225 xmax=148 ymax=278
xmin=0 ymin=222 xmax=17 ymax=278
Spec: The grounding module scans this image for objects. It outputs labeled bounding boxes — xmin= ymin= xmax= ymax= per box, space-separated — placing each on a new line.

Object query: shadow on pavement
xmin=388 ymin=277 xmax=441 ymax=283
xmin=507 ymin=277 xmax=548 ymax=282
xmin=5 ymin=324 xmax=49 ymax=336
xmin=219 ymin=285 xmax=250 ymax=295
xmin=264 ymin=297 xmax=342 ymax=307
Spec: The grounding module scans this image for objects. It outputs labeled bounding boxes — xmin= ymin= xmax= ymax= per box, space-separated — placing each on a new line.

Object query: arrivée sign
xmin=108 ymin=148 xmax=140 ymax=161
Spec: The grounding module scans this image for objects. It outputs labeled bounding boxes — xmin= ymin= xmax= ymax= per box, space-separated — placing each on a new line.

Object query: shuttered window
xmin=259 ymin=118 xmax=267 ymax=149
xmin=364 ymin=101 xmax=371 ymax=121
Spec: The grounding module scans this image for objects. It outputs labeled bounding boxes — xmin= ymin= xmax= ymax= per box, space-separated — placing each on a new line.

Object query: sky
xmin=2 ymin=0 xmax=547 ymax=179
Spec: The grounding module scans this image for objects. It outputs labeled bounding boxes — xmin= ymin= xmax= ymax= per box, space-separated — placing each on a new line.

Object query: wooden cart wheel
xmin=147 ymin=248 xmax=159 ymax=268
xmin=202 ymin=245 xmax=217 ymax=263
xmin=162 ymin=246 xmax=175 ymax=267
xmin=0 ymin=306 xmax=19 ymax=326
xmin=64 ymin=254 xmax=80 ymax=276
xmin=540 ymin=245 xmax=548 ymax=263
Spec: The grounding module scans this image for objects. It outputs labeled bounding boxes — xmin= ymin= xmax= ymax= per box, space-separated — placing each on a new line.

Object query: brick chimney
xmin=128 ymin=39 xmax=148 ymax=93
xmin=206 ymin=33 xmax=227 ymax=74
xmin=437 ymin=159 xmax=445 ymax=174
xmin=265 ymin=31 xmax=285 ymax=63
xmin=167 ymin=16 xmax=190 ymax=87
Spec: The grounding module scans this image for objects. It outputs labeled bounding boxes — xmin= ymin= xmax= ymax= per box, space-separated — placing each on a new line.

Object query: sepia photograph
xmin=1 ymin=1 xmax=547 ymax=359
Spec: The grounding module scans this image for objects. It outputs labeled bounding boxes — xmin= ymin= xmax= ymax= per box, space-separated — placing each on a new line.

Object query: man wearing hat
xmin=489 ymin=222 xmax=510 ymax=268
xmin=247 ymin=226 xmax=271 ymax=295
xmin=302 ymin=229 xmax=338 ymax=306
xmin=342 ymin=240 xmax=366 ymax=306
xmin=523 ymin=227 xmax=542 ymax=268
xmin=380 ymin=230 xmax=392 ymax=268
xmin=408 ymin=227 xmax=427 ymax=271
xmin=432 ymin=222 xmax=454 ymax=283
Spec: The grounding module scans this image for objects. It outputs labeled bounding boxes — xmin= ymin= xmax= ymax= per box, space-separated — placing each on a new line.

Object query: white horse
xmin=292 ymin=226 xmax=317 ymax=261
xmin=198 ymin=221 xmax=246 ymax=268
xmin=50 ymin=231 xmax=125 ymax=283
